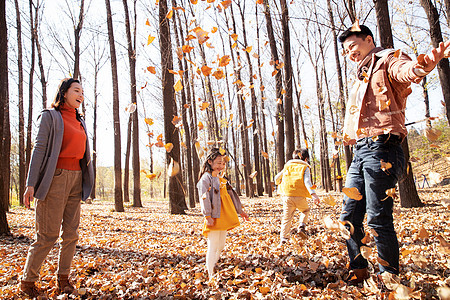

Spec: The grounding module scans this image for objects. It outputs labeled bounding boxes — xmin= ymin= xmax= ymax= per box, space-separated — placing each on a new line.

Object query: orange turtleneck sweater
xmin=56 ymin=104 xmax=86 ymax=170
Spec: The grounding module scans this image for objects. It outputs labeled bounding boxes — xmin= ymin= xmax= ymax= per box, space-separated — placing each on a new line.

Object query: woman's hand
xmin=240 ymin=211 xmax=250 ymax=222
xmin=206 ymin=216 xmax=215 ymax=227
xmin=24 ymin=186 xmax=35 ymax=209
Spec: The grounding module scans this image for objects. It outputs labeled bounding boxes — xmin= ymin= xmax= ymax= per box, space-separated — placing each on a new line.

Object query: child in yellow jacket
xmin=275 ymin=149 xmax=319 ymax=245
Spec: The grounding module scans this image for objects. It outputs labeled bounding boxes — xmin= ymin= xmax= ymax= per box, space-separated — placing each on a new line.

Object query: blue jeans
xmin=340 ymin=134 xmax=405 ymax=275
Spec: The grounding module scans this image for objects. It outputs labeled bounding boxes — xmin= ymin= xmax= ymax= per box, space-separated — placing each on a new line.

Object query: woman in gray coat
xmin=20 ymin=78 xmax=94 ymax=297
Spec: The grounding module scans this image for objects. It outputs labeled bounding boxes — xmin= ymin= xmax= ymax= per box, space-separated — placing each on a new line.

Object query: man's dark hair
xmin=338 ymin=24 xmax=375 ymax=45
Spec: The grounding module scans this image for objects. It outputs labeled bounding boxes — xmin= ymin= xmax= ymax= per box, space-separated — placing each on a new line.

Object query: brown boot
xmin=346 ymin=268 xmax=369 ymax=285
xmin=20 ymin=280 xmax=42 ymax=298
xmin=57 ymin=274 xmax=74 ymax=294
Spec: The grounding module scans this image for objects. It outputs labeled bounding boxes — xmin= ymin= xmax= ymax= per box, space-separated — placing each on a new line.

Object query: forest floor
xmin=1 ymin=188 xmax=450 ymax=299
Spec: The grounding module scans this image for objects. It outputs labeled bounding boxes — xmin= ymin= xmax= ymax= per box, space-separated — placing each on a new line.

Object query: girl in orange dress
xmin=197 ymin=148 xmax=249 ymax=278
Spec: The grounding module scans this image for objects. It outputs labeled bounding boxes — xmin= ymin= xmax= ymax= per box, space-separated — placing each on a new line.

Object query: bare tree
xmin=373 ymin=0 xmax=423 ymax=207
xmin=419 ymin=0 xmax=450 ymax=125
xmin=280 ymin=0 xmax=295 ymax=162
xmin=33 ymin=0 xmax=47 ymax=108
xmin=25 ymin=0 xmax=36 ymax=181
xmin=263 ymin=0 xmax=285 ymax=172
xmin=0 ymin=0 xmax=10 ymax=235
xmin=73 ymin=0 xmax=84 ymax=79
xmin=122 ymin=0 xmax=141 ymax=207
xmin=105 ymin=0 xmax=124 ymax=212
xmin=159 ymin=0 xmax=186 ymax=214
xmin=15 ymin=0 xmax=26 ymax=206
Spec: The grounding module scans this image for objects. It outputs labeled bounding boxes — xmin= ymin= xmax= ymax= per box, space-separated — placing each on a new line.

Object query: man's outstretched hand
xmin=417 ymin=41 xmax=450 ymax=73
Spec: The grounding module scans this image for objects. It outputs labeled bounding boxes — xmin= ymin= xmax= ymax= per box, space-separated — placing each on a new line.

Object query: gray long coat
xmin=26 ymin=109 xmax=94 ymax=201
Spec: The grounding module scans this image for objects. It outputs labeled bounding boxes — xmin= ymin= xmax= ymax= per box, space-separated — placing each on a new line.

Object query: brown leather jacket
xmin=345 ymin=48 xmax=424 ymax=142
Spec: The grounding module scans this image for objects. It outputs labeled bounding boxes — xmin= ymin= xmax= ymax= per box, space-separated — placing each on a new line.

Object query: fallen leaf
xmin=342 ymin=187 xmax=363 ymax=200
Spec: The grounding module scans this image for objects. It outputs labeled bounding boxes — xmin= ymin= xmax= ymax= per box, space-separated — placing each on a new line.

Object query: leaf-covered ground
xmin=1 ymin=189 xmax=449 ymax=299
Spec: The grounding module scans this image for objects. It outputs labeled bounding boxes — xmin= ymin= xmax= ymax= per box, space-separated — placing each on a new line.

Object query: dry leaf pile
xmin=1 ymin=189 xmax=449 ymax=299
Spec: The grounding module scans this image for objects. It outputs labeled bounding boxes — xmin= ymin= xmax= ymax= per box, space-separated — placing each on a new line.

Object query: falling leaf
xmin=428 ymin=171 xmax=443 ymax=185
xmin=378 ymin=99 xmax=391 ymax=110
xmin=201 ymin=65 xmax=213 ymax=76
xmin=198 ymin=121 xmax=204 ymax=130
xmin=384 ymin=188 xmax=398 ymax=201
xmin=378 ymin=86 xmax=388 ymax=94
xmin=211 ymin=27 xmax=218 ymax=33
xmin=182 ymin=45 xmax=194 ymax=53
xmin=221 ymin=0 xmax=232 ymax=8
xmin=144 ymin=118 xmax=154 ymax=125
xmin=164 ymin=143 xmax=174 ymax=153
xmin=168 ymin=158 xmax=180 ymax=177
xmin=195 ymin=141 xmax=204 ymax=159
xmin=125 ymin=103 xmax=136 ymax=114
xmin=147 ymin=66 xmax=156 ymax=74
xmin=173 ymin=80 xmax=183 ymax=92
xmin=342 ymin=187 xmax=363 ymax=200
xmin=350 ymin=19 xmax=361 ymax=32
xmin=146 ymin=173 xmax=157 ymax=180
xmin=212 ymin=69 xmax=225 ymax=79
xmin=424 ymin=127 xmax=442 ymax=142
xmin=380 ymin=160 xmax=392 ymax=172
xmin=147 ymin=35 xmax=156 ymax=45
xmin=245 ymin=46 xmax=252 ymax=53
xmin=145 ymin=18 xmax=150 ymax=26
xmin=323 ymin=194 xmax=336 ymax=206
xmin=261 ymin=151 xmax=269 ymax=159
xmin=230 ymin=33 xmax=238 ymax=41
xmin=200 ymin=102 xmax=210 ymax=111
xmin=360 ymin=246 xmax=372 ymax=259
xmin=172 ymin=116 xmax=182 ymax=127
xmin=272 ymin=70 xmax=278 ymax=77
xmin=166 ymin=9 xmax=173 ymax=19
xmin=377 ymin=257 xmax=390 ymax=267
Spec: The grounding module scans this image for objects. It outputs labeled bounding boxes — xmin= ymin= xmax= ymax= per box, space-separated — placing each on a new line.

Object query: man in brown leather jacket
xmin=338 ymin=23 xmax=449 ymax=285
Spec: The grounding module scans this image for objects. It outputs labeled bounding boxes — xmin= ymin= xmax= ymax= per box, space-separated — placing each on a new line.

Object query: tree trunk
xmin=33 ymin=1 xmax=47 ymax=109
xmin=419 ymin=0 xmax=450 ymax=125
xmin=227 ymin=7 xmax=253 ymax=197
xmin=173 ymin=1 xmax=195 ymax=208
xmin=327 ymin=0 xmax=352 ymax=169
xmin=263 ymin=0 xmax=285 ymax=172
xmin=91 ymin=63 xmax=98 ymax=199
xmin=280 ymin=0 xmax=295 ymax=163
xmin=159 ymin=0 xmax=186 ymax=214
xmin=73 ymin=0 xmax=84 ymax=80
xmin=122 ymin=0 xmax=141 ymax=207
xmin=255 ymin=4 xmax=272 ymax=196
xmin=124 ymin=115 xmax=132 ymax=203
xmin=443 ymin=0 xmax=450 ymax=26
xmin=237 ymin=2 xmax=263 ymax=196
xmin=374 ymin=0 xmax=423 ymax=207
xmin=0 ymin=0 xmax=10 ymax=235
xmin=15 ymin=0 xmax=25 ymax=206
xmin=26 ymin=0 xmax=36 ymax=184
xmin=105 ymin=0 xmax=124 ymax=212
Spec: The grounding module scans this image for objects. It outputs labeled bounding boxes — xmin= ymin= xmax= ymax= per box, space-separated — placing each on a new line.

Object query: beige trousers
xmin=22 ymin=169 xmax=82 ymax=282
xmin=280 ymin=196 xmax=310 ymax=240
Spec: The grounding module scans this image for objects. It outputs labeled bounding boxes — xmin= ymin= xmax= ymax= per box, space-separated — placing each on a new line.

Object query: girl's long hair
xmin=51 ymin=78 xmax=80 ymax=111
xmin=198 ymin=148 xmax=225 ymax=181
